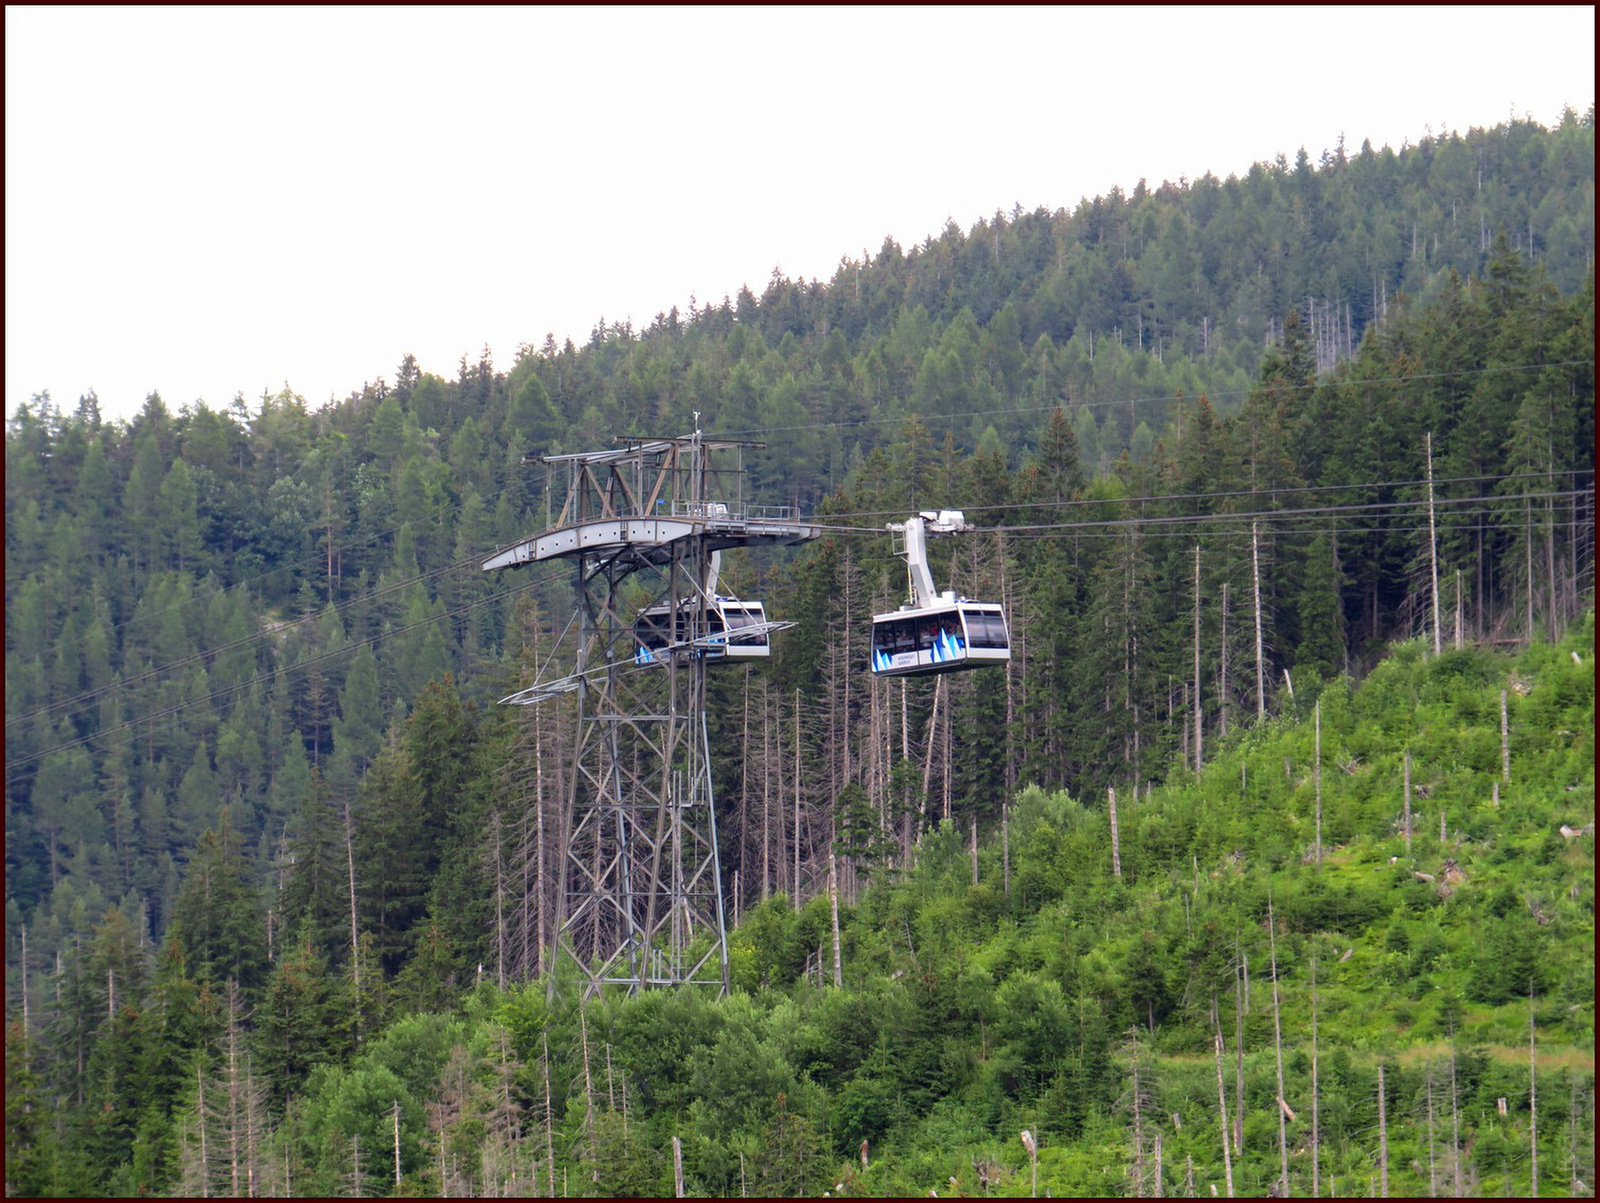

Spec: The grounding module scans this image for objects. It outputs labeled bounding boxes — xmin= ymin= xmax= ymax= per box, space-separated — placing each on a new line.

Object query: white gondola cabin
xmin=869 ymin=510 xmax=1011 ymax=678
xmin=634 ymin=550 xmax=773 ymax=664
xmin=870 ymin=601 xmax=1010 ymax=676
xmin=634 ymin=597 xmax=771 ymax=663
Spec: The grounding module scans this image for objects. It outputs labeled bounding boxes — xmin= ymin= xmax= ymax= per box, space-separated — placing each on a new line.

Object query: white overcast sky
xmin=6 ymin=5 xmax=1594 ymax=423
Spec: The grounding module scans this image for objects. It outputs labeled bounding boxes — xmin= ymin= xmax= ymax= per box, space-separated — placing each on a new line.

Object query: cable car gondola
xmin=633 ymin=551 xmax=772 ymax=664
xmin=869 ymin=510 xmax=1011 ymax=678
xmin=634 ymin=596 xmax=771 ymax=663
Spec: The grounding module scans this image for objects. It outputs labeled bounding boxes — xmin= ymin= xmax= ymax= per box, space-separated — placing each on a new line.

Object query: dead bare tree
xmin=541 ymin=1030 xmax=558 ymax=1194
xmin=430 ymin=1044 xmax=475 ymax=1197
xmin=1530 ymin=983 xmax=1539 ymax=1198
xmin=498 ymin=598 xmax=570 ymax=983
xmin=1426 ymin=1061 xmax=1438 ymax=1198
xmin=1311 ymin=951 xmax=1321 ymax=1199
xmin=343 ymin=804 xmax=362 ymax=1005
xmin=1119 ymin=1031 xmax=1160 ymax=1197
xmin=1180 ymin=681 xmax=1189 ymax=770
xmin=1268 ymin=895 xmax=1289 ymax=1196
xmin=1002 ymin=800 xmax=1011 ymax=900
xmin=1131 ymin=1042 xmax=1146 ymax=1197
xmin=1252 ymin=521 xmax=1266 ymax=721
xmin=793 ymin=687 xmax=803 ymax=905
xmin=828 ymin=847 xmax=843 ymax=987
xmin=1404 ymin=749 xmax=1414 ymax=856
xmin=224 ymin=984 xmax=244 ymax=1198
xmin=1001 ymin=537 xmax=1018 ymax=802
xmin=1500 ymin=690 xmax=1511 ymax=784
xmin=761 ymin=677 xmax=774 ymax=901
xmin=1568 ymin=1078 xmax=1589 ymax=1196
xmin=1379 ymin=1062 xmax=1390 ymax=1198
xmin=1219 ymin=582 xmax=1230 ymax=739
xmin=1455 ymin=568 xmax=1464 ymax=650
xmin=1212 ymin=1004 xmax=1236 ymax=1198
xmin=488 ymin=809 xmax=507 ymax=989
xmin=1449 ymin=1026 xmax=1463 ymax=1197
xmin=577 ymin=996 xmax=597 ymax=1176
xmin=1526 ymin=499 xmax=1537 ymax=640
xmin=178 ymin=983 xmax=271 ymax=1199
xmin=1234 ymin=948 xmax=1247 ymax=1157
xmin=17 ymin=923 xmax=29 ymax=1042
xmin=738 ymin=663 xmax=752 ymax=920
xmin=181 ymin=1064 xmax=211 ymax=1198
xmin=1425 ymin=431 xmax=1442 ymax=654
xmin=1109 ymin=787 xmax=1122 ymax=880
xmin=534 ymin=761 xmax=548 ymax=979
xmin=1193 ymin=544 xmax=1203 ymax=771
xmin=941 ymin=678 xmax=954 ymax=823
xmin=348 ymin=1133 xmax=365 ymax=1199
xmin=969 ymin=815 xmax=979 ymax=885
xmin=481 ymin=1026 xmax=528 ymax=1198
xmin=922 ymin=677 xmax=946 ymax=821
xmin=1314 ymin=699 xmax=1323 ymax=867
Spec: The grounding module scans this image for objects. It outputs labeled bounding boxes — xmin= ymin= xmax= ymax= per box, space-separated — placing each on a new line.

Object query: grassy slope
xmin=735 ymin=616 xmax=1595 ymax=1196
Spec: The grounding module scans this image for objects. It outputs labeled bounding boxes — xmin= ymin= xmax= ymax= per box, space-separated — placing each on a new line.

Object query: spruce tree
xmin=167 ymin=811 xmax=268 ymax=995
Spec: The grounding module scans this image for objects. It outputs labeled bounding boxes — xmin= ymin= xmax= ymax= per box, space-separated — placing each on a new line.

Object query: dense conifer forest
xmin=5 ymin=110 xmax=1595 ymax=1196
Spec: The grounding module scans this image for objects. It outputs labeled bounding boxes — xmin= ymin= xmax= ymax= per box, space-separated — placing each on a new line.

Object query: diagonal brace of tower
xmin=482 ymin=432 xmax=820 ymax=996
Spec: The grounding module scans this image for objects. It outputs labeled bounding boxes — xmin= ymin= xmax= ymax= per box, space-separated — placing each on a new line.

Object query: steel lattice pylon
xmin=483 ymin=432 xmax=818 ymax=995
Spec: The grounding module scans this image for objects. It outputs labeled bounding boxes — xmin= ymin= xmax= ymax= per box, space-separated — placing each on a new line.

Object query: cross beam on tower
xmin=483 ymin=431 xmax=820 ymax=996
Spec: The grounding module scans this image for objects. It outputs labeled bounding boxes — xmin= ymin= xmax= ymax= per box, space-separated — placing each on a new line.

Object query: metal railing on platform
xmin=663 ymin=500 xmax=801 ymax=522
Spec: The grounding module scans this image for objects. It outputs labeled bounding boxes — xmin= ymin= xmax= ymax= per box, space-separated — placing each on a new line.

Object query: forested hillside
xmin=6 ymin=624 xmax=1594 ymax=1196
xmin=4 ymin=111 xmax=1595 ymax=1196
